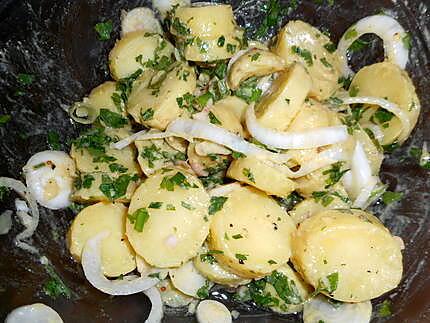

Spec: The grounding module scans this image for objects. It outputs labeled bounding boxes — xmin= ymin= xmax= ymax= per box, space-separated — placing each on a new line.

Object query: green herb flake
xmin=141 ymin=108 xmax=155 ymax=121
xmin=232 ymin=234 xmax=243 ymax=239
xmin=291 ymin=46 xmax=313 ymax=66
xmin=373 ymin=108 xmax=394 ymax=124
xmin=250 ymin=52 xmax=261 ymax=61
xmin=232 ymin=151 xmax=246 ymax=159
xmin=166 ymin=203 xmax=176 ymax=211
xmin=99 ymin=109 xmax=128 ymax=128
xmin=217 ymin=35 xmax=225 ymax=47
xmin=242 ymin=168 xmax=256 ymax=183
xmin=171 ymin=17 xmax=190 ymax=36
xmin=402 ymin=33 xmax=412 ymax=50
xmin=0 ymin=186 xmax=10 ymax=201
xmin=0 ymin=114 xmax=11 ymax=125
xmin=349 ymin=85 xmax=359 ymax=97
xmin=320 ymin=57 xmax=333 ymax=68
xmin=82 ymin=174 xmax=95 ymax=189
xmin=208 ymin=196 xmax=228 ymax=215
xmin=276 ymin=191 xmax=304 ymax=211
xmin=94 ymin=20 xmax=113 ymax=41
xmin=234 ymin=77 xmax=263 ymax=104
xmin=348 ymin=38 xmax=370 ymax=53
xmin=47 ymin=131 xmax=61 ymax=150
xmin=323 ymin=42 xmax=337 ymax=53
xmin=235 ymin=253 xmax=248 ymax=264
xmin=226 ymin=43 xmax=237 ymax=54
xmin=99 ymin=174 xmax=136 ymax=200
xmin=382 ymin=191 xmax=403 ymax=205
xmin=128 ymin=208 xmax=150 ymax=232
xmin=196 ymin=281 xmax=211 ymax=299
xmin=382 ymin=142 xmax=400 ymax=153
xmin=17 ymin=73 xmax=35 ymax=85
xmin=42 ymin=264 xmax=72 ymax=299
xmin=378 ymin=299 xmax=392 ymax=318
xmin=109 ymin=163 xmax=128 ymax=173
xmin=266 ymin=271 xmax=303 ymax=304
xmin=160 ymin=172 xmax=196 ymax=191
xmin=344 ymin=28 xmax=358 ymax=40
xmin=315 ymin=272 xmax=339 ymax=295
xmin=312 ymin=191 xmax=335 ymax=207
xmin=268 ymin=260 xmax=277 ymax=265
xmin=322 ymin=162 xmax=349 ymax=188
xmin=148 ymin=201 xmax=163 ymax=209
xmin=208 ymin=111 xmax=222 ymax=125
xmin=254 ymin=0 xmax=286 ymax=39
xmin=200 ymin=250 xmax=223 ymax=264
xmin=181 ymin=201 xmax=195 ymax=210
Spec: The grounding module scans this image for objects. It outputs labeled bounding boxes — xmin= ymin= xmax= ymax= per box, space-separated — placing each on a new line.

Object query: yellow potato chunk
xmin=194 ymin=245 xmax=250 ymax=287
xmin=291 ymin=209 xmax=403 ymax=302
xmin=109 ymin=32 xmax=174 ymax=80
xmin=227 ymin=156 xmax=296 ymax=198
xmin=273 ymin=20 xmax=342 ymax=100
xmin=209 ymin=186 xmax=296 ymax=278
xmin=126 ymin=168 xmax=210 ymax=268
xmin=127 ymin=63 xmax=196 ymax=130
xmin=212 ymin=96 xmax=248 ymax=126
xmin=228 ymin=49 xmax=286 ymax=89
xmin=350 ymin=62 xmax=420 ymax=144
xmin=67 ymin=202 xmax=136 ymax=277
xmin=255 ymin=63 xmax=312 ymax=130
xmin=209 ymin=101 xmax=245 ymax=137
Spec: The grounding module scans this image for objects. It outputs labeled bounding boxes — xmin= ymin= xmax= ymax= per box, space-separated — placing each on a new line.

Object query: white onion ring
xmin=0 ymin=177 xmax=40 ymax=253
xmin=245 ymin=104 xmax=350 ymax=149
xmin=0 ymin=210 xmax=13 ymax=235
xmin=5 ymin=303 xmax=63 ymax=323
xmin=81 ymin=231 xmax=158 ymax=295
xmin=337 ymin=15 xmax=409 ymax=76
xmin=352 ymin=176 xmax=378 ymax=209
xmin=342 ymin=96 xmax=411 ymax=143
xmin=111 ymin=130 xmax=191 ymax=150
xmin=209 ymin=183 xmax=242 ymax=197
xmin=144 ymin=287 xmax=164 ymax=323
xmin=226 ymin=49 xmax=251 ymax=76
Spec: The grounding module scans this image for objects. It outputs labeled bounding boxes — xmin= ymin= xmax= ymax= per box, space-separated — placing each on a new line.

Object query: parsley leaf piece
xmin=99 ymin=174 xmax=136 ymax=200
xmin=276 ymin=191 xmax=304 ymax=211
xmin=109 ymin=163 xmax=128 ymax=173
xmin=196 ymin=281 xmax=211 ymax=299
xmin=181 ymin=201 xmax=195 ymax=210
xmin=172 ymin=17 xmax=190 ymax=36
xmin=232 ymin=234 xmax=243 ymax=239
xmin=200 ymin=250 xmax=223 ymax=264
xmin=266 ymin=271 xmax=303 ymax=304
xmin=148 ymin=201 xmax=163 ymax=209
xmin=42 ymin=264 xmax=72 ymax=299
xmin=402 ymin=33 xmax=412 ymax=50
xmin=312 ymin=191 xmax=334 ymax=207
xmin=344 ymin=28 xmax=358 ymax=40
xmin=47 ymin=131 xmax=61 ymax=150
xmin=217 ymin=35 xmax=225 ymax=47
xmin=141 ymin=108 xmax=154 ymax=121
xmin=234 ymin=77 xmax=263 ymax=104
xmin=242 ymin=168 xmax=256 ymax=183
xmin=99 ymin=109 xmax=128 ymax=128
xmin=315 ymin=272 xmax=339 ymax=295
xmin=208 ymin=196 xmax=228 ymax=215
xmin=94 ymin=20 xmax=113 ymax=41
xmin=208 ymin=111 xmax=222 ymax=125
xmin=0 ymin=114 xmax=11 ymax=125
xmin=378 ymin=299 xmax=392 ymax=317
xmin=382 ymin=191 xmax=403 ymax=205
xmin=254 ymin=0 xmax=286 ymax=40
xmin=320 ymin=57 xmax=333 ymax=68
xmin=160 ymin=172 xmax=195 ymax=191
xmin=235 ymin=253 xmax=248 ymax=264
xmin=82 ymin=174 xmax=95 ymax=189
xmin=166 ymin=203 xmax=176 ymax=211
xmin=128 ymin=208 xmax=150 ymax=232
xmin=251 ymin=52 xmax=261 ymax=61
xmin=322 ymin=162 xmax=349 ymax=188
xmin=323 ymin=42 xmax=336 ymax=53
xmin=17 ymin=73 xmax=35 ymax=85
xmin=232 ymin=151 xmax=246 ymax=159
xmin=291 ymin=46 xmax=313 ymax=66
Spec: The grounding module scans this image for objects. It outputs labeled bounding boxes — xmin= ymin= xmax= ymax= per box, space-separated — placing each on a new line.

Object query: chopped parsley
xmin=196 ymin=281 xmax=211 ymax=299
xmin=312 ymin=191 xmax=334 ymax=206
xmin=268 ymin=260 xmax=277 ymax=265
xmin=232 ymin=151 xmax=246 ymax=159
xmin=17 ymin=73 xmax=35 ymax=85
xmin=291 ymin=46 xmax=313 ymax=66
xmin=141 ymin=144 xmax=162 ymax=168
xmin=315 ymin=272 xmax=339 ymax=295
xmin=378 ymin=299 xmax=392 ymax=317
xmin=208 ymin=196 xmax=228 ymax=215
xmin=226 ymin=43 xmax=237 ymax=54
xmin=242 ymin=168 xmax=256 ymax=183
xmin=276 ymin=191 xmax=304 ymax=211
xmin=128 ymin=208 xmax=150 ymax=232
xmin=160 ymin=172 xmax=197 ymax=191
xmin=234 ymin=77 xmax=263 ymax=104
xmin=323 ymin=42 xmax=337 ymax=53
xmin=148 ymin=201 xmax=163 ymax=209
xmin=208 ymin=111 xmax=222 ymax=125
xmin=181 ymin=201 xmax=195 ymax=210
xmin=372 ymin=108 xmax=394 ymax=125
xmin=349 ymin=85 xmax=359 ymax=97
xmin=141 ymin=108 xmax=155 ymax=121
xmin=99 ymin=109 xmax=128 ymax=128
xmin=171 ymin=17 xmax=190 ymax=36
xmin=344 ymin=28 xmax=358 ymax=40
xmin=382 ymin=191 xmax=403 ymax=205
xmin=402 ymin=33 xmax=412 ymax=50
xmin=73 ymin=127 xmax=113 ymax=158
xmin=382 ymin=142 xmax=400 ymax=153
xmin=320 ymin=57 xmax=332 ymax=68
xmin=322 ymin=162 xmax=349 ymax=188
xmin=47 ymin=131 xmax=61 ymax=150
xmin=42 ymin=264 xmax=72 ymax=299
xmin=348 ymin=38 xmax=370 ymax=53
xmin=115 ymin=69 xmax=143 ymax=105
xmin=266 ymin=271 xmax=302 ymax=304
xmin=82 ymin=174 xmax=95 ymax=189
xmin=166 ymin=203 xmax=176 ymax=211
xmin=0 ymin=114 xmax=11 ymax=125
xmin=410 ymin=146 xmax=430 ymax=169
xmin=217 ymin=35 xmax=225 ymax=47
xmin=109 ymin=163 xmax=128 ymax=173
xmin=200 ymin=250 xmax=223 ymax=264
xmin=196 ymin=37 xmax=209 ymax=53
xmin=251 ymin=52 xmax=261 ymax=61
xmin=232 ymin=234 xmax=243 ymax=239
xmin=0 ymin=186 xmax=9 ymax=201
xmin=235 ymin=253 xmax=248 ymax=264
xmin=99 ymin=174 xmax=138 ymax=200
xmin=94 ymin=20 xmax=113 ymax=41
xmin=254 ymin=0 xmax=287 ymax=39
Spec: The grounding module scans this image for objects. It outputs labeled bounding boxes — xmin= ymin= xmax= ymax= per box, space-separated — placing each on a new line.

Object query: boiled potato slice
xmin=227 ymin=156 xmax=296 ymax=198
xmin=135 ymin=134 xmax=185 ymax=176
xmin=126 ymin=168 xmax=210 ymax=267
xmin=194 ymin=245 xmax=250 ymax=287
xmin=291 ymin=209 xmax=403 ymax=302
xmin=127 ymin=62 xmax=196 ymax=130
xmin=169 ymin=260 xmax=213 ymax=297
xmin=196 ymin=300 xmax=232 ymax=323
xmin=157 ymin=278 xmax=194 ymax=308
xmin=109 ymin=32 xmax=174 ymax=80
xmin=208 ymin=186 xmax=296 ymax=278
xmin=228 ymin=49 xmax=286 ymax=90
xmin=255 ymin=63 xmax=312 ymax=130
xmin=209 ymin=100 xmax=245 ymax=137
xmin=181 ymin=29 xmax=245 ymax=62
xmin=350 ymin=62 xmax=420 ymax=144
xmin=212 ymin=96 xmax=248 ymax=125
xmin=67 ymin=202 xmax=136 ymax=277
xmin=287 ymin=101 xmax=331 ymax=131
xmin=86 ymin=81 xmax=125 ymax=116
xmin=172 ymin=4 xmax=237 ymax=38
xmin=136 ymin=255 xmax=169 ymax=279
xmin=72 ymin=172 xmax=140 ymax=203
xmin=273 ymin=20 xmax=342 ymax=100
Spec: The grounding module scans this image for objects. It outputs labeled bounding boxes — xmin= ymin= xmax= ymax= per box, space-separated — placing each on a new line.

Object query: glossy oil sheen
xmin=0 ymin=0 xmax=429 ymax=322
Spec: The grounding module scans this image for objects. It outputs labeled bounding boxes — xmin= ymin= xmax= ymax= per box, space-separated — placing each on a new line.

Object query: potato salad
xmin=2 ymin=1 xmax=422 ymax=323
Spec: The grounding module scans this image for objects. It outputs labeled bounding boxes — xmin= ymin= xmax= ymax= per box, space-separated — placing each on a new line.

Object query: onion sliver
xmin=0 ymin=177 xmax=40 ymax=253
xmin=245 ymin=105 xmax=349 ymax=149
xmin=342 ymin=96 xmax=411 ymax=143
xmin=81 ymin=231 xmax=158 ymax=295
xmin=166 ymin=118 xmax=293 ymax=163
xmin=111 ymin=130 xmax=190 ymax=150
xmin=352 ymin=176 xmax=378 ymax=209
xmin=5 ymin=303 xmax=63 ymax=323
xmin=0 ymin=210 xmax=13 ymax=235
xmin=144 ymin=287 xmax=164 ymax=323
xmin=337 ymin=15 xmax=409 ymax=76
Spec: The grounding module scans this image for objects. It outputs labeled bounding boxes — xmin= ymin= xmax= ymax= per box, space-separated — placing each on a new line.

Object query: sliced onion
xmin=337 ymin=15 xmax=409 ymax=76
xmin=342 ymin=96 xmax=411 ymax=143
xmin=166 ymin=118 xmax=294 ymax=163
xmin=81 ymin=231 xmax=158 ymax=295
xmin=209 ymin=183 xmax=242 ymax=197
xmin=111 ymin=130 xmax=190 ymax=150
xmin=0 ymin=177 xmax=40 ymax=254
xmin=352 ymin=176 xmax=378 ymax=209
xmin=144 ymin=287 xmax=164 ymax=323
xmin=5 ymin=303 xmax=63 ymax=323
xmin=0 ymin=210 xmax=13 ymax=235
xmin=245 ymin=104 xmax=350 ymax=149
xmin=227 ymin=49 xmax=251 ymax=76
xmin=68 ymin=101 xmax=98 ymax=124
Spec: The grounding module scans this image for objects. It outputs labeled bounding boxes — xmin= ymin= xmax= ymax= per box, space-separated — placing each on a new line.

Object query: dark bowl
xmin=0 ymin=0 xmax=429 ymax=322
